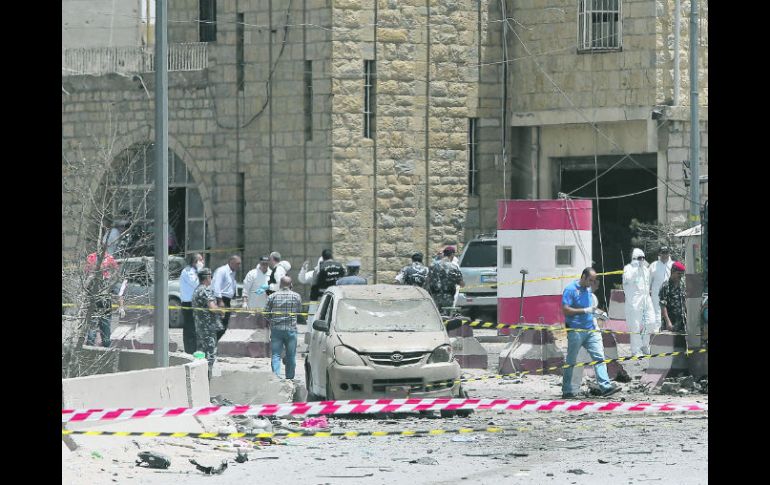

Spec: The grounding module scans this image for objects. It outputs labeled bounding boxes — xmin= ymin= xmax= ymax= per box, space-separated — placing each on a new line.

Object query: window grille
xmin=578 ymin=0 xmax=622 ymax=52
xmin=364 ymin=60 xmax=376 ymax=139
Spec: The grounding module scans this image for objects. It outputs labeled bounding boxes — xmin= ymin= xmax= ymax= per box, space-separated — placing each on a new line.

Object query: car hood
xmin=336 ymin=332 xmax=448 ymax=353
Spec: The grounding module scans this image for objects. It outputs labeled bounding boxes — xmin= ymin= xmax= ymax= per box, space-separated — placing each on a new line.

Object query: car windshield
xmin=335 ymin=298 xmax=444 ymax=333
xmin=460 ymin=240 xmax=496 ymax=267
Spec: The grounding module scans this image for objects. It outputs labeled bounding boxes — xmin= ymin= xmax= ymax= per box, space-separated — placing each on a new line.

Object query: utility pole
xmin=153 ymin=0 xmax=169 ymax=367
xmin=689 ymin=0 xmax=700 ymax=225
xmin=673 ymin=0 xmax=681 ymax=105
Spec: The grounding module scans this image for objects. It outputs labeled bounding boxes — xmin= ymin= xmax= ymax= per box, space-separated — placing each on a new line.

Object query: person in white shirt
xmin=266 ymin=252 xmax=290 ymax=295
xmin=212 ymin=255 xmax=241 ymax=341
xmin=180 ymin=253 xmax=204 ymax=353
xmin=649 ymin=246 xmax=674 ymax=333
xmin=242 ymin=256 xmax=271 ymax=310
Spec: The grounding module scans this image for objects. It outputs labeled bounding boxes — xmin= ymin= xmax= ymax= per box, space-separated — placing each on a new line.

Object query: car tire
xmin=169 ymin=297 xmax=182 ymax=328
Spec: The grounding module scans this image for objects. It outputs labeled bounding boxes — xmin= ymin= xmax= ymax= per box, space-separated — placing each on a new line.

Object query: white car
xmin=305 ymin=284 xmax=470 ymax=416
xmin=116 ymin=256 xmax=242 ymax=328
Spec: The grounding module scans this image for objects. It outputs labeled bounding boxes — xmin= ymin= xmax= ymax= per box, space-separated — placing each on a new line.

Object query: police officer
xmin=336 ymin=260 xmax=367 ymax=285
xmin=395 ymin=252 xmax=429 ymax=288
xmin=192 ymin=267 xmax=223 ymax=379
xmin=427 ymin=247 xmax=465 ymax=315
xmin=314 ymin=249 xmax=345 ymax=296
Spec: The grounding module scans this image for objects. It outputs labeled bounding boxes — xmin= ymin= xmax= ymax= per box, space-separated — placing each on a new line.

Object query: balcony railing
xmin=62 ymin=42 xmax=208 ymax=76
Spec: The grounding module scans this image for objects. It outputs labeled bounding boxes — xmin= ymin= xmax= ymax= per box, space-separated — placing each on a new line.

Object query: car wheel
xmin=325 ymin=371 xmax=335 ymax=401
xmin=169 ymin=297 xmax=182 ymax=328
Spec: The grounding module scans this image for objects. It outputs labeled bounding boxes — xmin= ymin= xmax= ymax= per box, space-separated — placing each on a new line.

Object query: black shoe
xmin=600 ymin=383 xmax=621 ymax=398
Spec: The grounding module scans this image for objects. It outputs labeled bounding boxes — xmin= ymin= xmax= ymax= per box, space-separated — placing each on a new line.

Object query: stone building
xmin=468 ymin=0 xmax=707 ymax=279
xmin=62 ymin=0 xmax=707 ymax=287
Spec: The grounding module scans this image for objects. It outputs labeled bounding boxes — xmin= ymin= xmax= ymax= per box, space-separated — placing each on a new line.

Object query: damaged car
xmin=305 ymin=285 xmax=470 ymax=415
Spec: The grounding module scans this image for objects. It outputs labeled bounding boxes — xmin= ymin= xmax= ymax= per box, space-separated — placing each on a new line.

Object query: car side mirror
xmin=313 ymin=319 xmax=329 ymax=332
xmin=444 ymin=318 xmax=464 ymax=331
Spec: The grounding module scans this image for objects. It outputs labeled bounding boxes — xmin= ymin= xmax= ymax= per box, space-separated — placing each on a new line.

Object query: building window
xmin=236 ymin=12 xmax=244 ymax=91
xmin=578 ymin=0 xmax=622 ymax=52
xmin=305 ymin=60 xmax=313 ymax=141
xmin=108 ymin=144 xmax=208 ymax=257
xmin=199 ymin=0 xmax=217 ymax=42
xmin=364 ymin=60 xmax=376 ymax=139
xmin=556 ymin=246 xmax=574 ymax=267
xmin=502 ymin=247 xmax=512 ymax=268
xmin=468 ymin=118 xmax=479 ymax=196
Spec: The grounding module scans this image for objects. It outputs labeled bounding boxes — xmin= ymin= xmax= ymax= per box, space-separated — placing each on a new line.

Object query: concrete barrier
xmin=641 ymin=333 xmax=690 ymax=388
xmin=498 ymin=328 xmax=564 ymax=375
xmin=62 ymin=348 xmax=209 ymax=433
xmin=450 ymin=337 xmax=488 ymax=369
xmin=217 ymin=328 xmax=271 ymax=358
xmin=209 ymin=359 xmax=296 ymax=405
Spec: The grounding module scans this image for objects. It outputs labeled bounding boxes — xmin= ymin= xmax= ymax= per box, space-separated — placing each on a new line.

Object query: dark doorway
xmin=559 ymin=155 xmax=657 ymax=308
xmin=169 ymin=187 xmax=186 ymax=255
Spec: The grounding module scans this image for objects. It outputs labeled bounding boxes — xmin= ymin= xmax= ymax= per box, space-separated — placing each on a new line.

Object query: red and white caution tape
xmin=62 ymin=398 xmax=707 ymax=423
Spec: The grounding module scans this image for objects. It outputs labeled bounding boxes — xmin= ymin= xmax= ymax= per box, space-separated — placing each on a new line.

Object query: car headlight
xmin=428 ymin=345 xmax=453 ymax=363
xmin=334 ymin=346 xmax=365 ymax=366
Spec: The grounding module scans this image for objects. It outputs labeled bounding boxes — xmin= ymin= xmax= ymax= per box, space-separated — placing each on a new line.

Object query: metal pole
xmin=153 ymin=0 xmax=169 ymax=367
xmin=673 ymin=0 xmax=681 ymax=105
xmin=689 ymin=0 xmax=700 ymax=224
xmin=518 ymin=268 xmax=528 ymax=323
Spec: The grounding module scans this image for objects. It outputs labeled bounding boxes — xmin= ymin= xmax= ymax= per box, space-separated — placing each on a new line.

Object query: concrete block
xmin=641 ymin=333 xmax=690 ymax=388
xmin=217 ymin=328 xmax=271 ymax=358
xmin=228 ymin=311 xmax=269 ymax=329
xmin=451 ymin=337 xmax=488 ymax=369
xmin=111 ymin=325 xmax=178 ymax=353
xmin=209 ymin=359 xmax=296 ymax=405
xmin=498 ymin=329 xmax=564 ymax=375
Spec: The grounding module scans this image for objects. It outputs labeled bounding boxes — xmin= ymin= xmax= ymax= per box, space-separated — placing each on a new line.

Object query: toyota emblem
xmin=390 ymin=353 xmax=404 ymax=362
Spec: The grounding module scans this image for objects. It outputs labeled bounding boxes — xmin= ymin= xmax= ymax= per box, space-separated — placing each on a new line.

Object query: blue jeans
xmin=271 ymin=328 xmax=297 ymax=379
xmin=87 ymin=315 xmax=111 ymax=347
xmin=562 ymin=330 xmax=612 ymax=395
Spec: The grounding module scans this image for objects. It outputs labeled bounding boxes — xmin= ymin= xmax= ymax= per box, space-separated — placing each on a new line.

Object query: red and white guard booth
xmin=497 ymin=199 xmax=593 ymax=329
xmin=496 ymin=199 xmax=593 ymax=374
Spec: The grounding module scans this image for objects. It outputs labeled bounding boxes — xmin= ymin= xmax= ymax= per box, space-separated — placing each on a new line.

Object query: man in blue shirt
xmin=561 ymin=267 xmax=621 ymax=399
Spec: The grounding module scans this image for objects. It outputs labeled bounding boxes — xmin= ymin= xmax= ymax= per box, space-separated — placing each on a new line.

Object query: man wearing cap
xmin=265 ymin=276 xmax=306 ymax=380
xmin=659 ymin=261 xmax=687 ymax=333
xmin=623 ymin=248 xmax=654 ymax=355
xmin=243 ymin=256 xmax=271 ymax=310
xmin=192 ymin=267 xmax=223 ymax=380
xmin=649 ymin=246 xmax=674 ymax=332
xmin=428 ymin=246 xmax=465 ymax=315
xmin=395 ymin=252 xmax=430 ymax=288
xmin=336 ymin=260 xmax=367 ymax=285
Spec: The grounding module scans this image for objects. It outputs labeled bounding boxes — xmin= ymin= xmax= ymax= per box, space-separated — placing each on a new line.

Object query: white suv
xmin=455 ymin=234 xmax=497 ymax=321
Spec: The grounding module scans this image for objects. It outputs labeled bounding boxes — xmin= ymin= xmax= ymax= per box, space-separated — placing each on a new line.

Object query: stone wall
xmin=330 ymin=0 xmax=486 ymax=281
xmin=655 ymin=0 xmax=708 ymax=106
xmin=508 ymin=0 xmax=657 ymax=112
xmin=661 ymin=118 xmax=708 ymax=224
xmin=62 ymin=0 xmax=334 ymax=299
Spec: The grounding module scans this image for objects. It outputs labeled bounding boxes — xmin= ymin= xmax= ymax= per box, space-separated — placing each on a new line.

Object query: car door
xmin=309 ymin=293 xmax=333 ymax=394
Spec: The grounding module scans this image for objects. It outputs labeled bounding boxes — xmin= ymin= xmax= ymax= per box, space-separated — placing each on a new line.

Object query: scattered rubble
xmin=189 ymin=459 xmax=228 ymax=475
xmin=659 ymin=376 xmax=708 ymax=395
xmin=135 ymin=451 xmax=170 ymax=469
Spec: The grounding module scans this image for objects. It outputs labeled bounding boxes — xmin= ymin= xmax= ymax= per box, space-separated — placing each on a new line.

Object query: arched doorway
xmin=106 ymin=143 xmax=208 ymax=257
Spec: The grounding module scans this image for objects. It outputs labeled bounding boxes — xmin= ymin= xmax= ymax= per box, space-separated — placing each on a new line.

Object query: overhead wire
xmin=502 ymin=18 xmax=702 ymax=208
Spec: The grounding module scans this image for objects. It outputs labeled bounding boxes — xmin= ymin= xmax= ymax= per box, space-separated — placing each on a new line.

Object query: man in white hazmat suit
xmin=648 ymin=246 xmax=673 ymax=332
xmin=623 ymin=248 xmax=654 ymax=355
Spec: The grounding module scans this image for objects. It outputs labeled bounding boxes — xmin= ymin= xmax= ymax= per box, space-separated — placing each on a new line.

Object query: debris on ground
xmin=451 ymin=435 xmax=477 ymax=442
xmin=235 ymin=449 xmax=249 ymax=463
xmin=409 ymin=457 xmax=439 ymax=465
xmin=135 ymin=451 xmax=171 ymax=469
xmin=659 ymin=376 xmax=709 ymax=395
xmin=567 ymin=469 xmax=587 ymax=475
xmin=189 ymin=459 xmax=228 ymax=475
xmin=91 ymin=451 xmax=103 ymax=459
xmin=300 ymin=416 xmax=329 ymax=429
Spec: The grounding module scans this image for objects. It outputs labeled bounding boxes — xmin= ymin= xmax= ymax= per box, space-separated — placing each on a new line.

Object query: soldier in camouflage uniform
xmin=659 ymin=261 xmax=687 ymax=333
xmin=192 ymin=267 xmax=223 ymax=379
xmin=427 ymin=246 xmax=465 ymax=315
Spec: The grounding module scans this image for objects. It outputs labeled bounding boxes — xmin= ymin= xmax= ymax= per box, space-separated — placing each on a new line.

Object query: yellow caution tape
xmin=459 ymin=269 xmax=624 ymax=293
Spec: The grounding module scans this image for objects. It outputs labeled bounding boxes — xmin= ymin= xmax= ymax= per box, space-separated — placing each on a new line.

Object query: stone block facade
xmin=62 ymin=0 xmax=486 ymax=286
